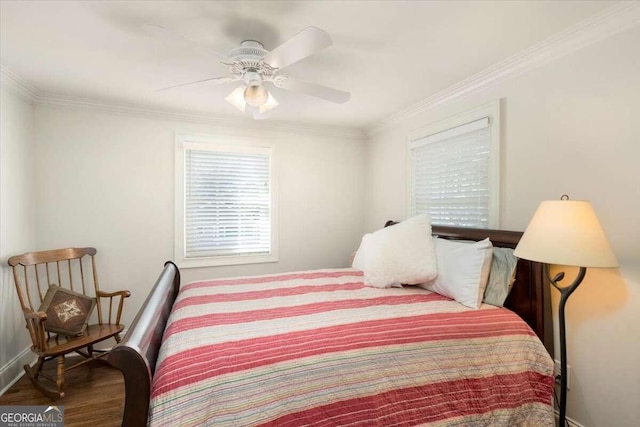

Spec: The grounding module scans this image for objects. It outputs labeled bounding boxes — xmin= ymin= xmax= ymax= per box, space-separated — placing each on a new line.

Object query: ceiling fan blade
xmin=263 ymin=26 xmax=332 ymax=70
xmin=275 ymin=76 xmax=350 ymax=104
xmin=142 ymin=24 xmax=229 ymax=61
xmin=155 ymin=76 xmax=236 ymax=92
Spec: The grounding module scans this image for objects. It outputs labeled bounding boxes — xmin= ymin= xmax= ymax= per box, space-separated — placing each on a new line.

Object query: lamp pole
xmin=515 ymin=197 xmax=618 ymax=426
xmin=546 ymin=265 xmax=586 ymax=427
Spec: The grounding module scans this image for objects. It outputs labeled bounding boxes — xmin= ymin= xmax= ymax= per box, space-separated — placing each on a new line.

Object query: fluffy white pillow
xmin=420 ymin=237 xmax=493 ymax=309
xmin=352 ymin=215 xmax=437 ymax=288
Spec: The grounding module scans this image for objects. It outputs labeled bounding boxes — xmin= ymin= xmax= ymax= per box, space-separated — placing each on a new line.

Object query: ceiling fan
xmin=144 ymin=25 xmax=350 ymax=119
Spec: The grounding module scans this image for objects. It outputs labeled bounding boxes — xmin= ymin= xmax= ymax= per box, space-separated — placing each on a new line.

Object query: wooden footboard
xmin=108 ymin=261 xmax=180 ymax=427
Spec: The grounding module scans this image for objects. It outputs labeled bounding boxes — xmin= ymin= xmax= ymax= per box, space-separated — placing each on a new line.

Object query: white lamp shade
xmin=514 ymin=200 xmax=618 ymax=268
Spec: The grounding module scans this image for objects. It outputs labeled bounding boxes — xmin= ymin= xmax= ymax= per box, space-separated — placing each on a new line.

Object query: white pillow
xmin=352 ymin=215 xmax=437 ymax=288
xmin=420 ymin=237 xmax=493 ymax=309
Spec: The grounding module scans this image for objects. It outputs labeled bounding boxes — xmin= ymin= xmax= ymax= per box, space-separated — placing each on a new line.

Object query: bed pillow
xmin=420 ymin=237 xmax=493 ymax=309
xmin=38 ymin=285 xmax=96 ymax=336
xmin=483 ymin=247 xmax=519 ymax=307
xmin=352 ymin=214 xmax=437 ymax=288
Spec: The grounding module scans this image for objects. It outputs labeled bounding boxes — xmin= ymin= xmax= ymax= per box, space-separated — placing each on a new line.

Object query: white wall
xmin=364 ymin=26 xmax=640 ymax=427
xmin=2 ymin=17 xmax=638 ymax=427
xmin=0 ymin=85 xmax=37 ymax=392
xmin=34 ymin=106 xmax=366 ymax=327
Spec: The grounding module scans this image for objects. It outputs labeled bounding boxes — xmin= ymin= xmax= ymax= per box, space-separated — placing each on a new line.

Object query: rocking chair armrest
xmin=22 ymin=309 xmax=48 ymax=351
xmin=97 ymin=290 xmax=131 ymax=299
xmin=23 ymin=309 xmax=47 ymax=322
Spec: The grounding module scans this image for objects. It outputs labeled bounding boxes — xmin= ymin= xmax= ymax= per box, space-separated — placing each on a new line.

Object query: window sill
xmin=177 ymin=254 xmax=279 ymax=269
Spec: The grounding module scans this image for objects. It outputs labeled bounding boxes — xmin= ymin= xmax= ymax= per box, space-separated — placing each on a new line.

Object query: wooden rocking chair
xmin=8 ymin=247 xmax=130 ymax=399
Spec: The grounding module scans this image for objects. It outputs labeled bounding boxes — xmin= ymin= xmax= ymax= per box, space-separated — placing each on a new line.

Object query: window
xmin=408 ymin=102 xmax=500 ymax=228
xmin=175 ymin=134 xmax=278 ymax=268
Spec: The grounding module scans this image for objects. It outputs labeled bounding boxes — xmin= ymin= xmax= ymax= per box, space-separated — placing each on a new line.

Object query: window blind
xmin=185 ymin=149 xmax=271 ymax=258
xmin=410 ymin=117 xmax=492 ymax=228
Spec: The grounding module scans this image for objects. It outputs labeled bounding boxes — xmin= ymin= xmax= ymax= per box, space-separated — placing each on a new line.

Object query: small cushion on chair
xmin=38 ymin=285 xmax=96 ymax=336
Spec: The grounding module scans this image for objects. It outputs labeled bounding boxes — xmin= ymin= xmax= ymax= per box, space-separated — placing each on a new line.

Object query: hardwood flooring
xmin=0 ymin=357 xmax=125 ymax=426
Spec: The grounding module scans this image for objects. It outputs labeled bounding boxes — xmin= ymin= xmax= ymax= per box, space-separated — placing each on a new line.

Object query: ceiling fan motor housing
xmin=148 ymin=25 xmax=347 ymax=117
xmin=243 ymin=70 xmax=262 ymax=87
xmin=229 ymin=40 xmax=267 ymax=60
xmin=228 ymin=41 xmax=276 ymax=82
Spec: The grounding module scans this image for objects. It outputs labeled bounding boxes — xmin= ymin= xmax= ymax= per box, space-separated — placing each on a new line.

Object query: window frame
xmin=175 ymin=133 xmax=278 ymax=268
xmin=406 ymin=100 xmax=501 ymax=228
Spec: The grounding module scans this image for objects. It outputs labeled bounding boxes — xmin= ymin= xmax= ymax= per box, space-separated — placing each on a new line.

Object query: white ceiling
xmin=0 ymin=1 xmax=617 ymax=129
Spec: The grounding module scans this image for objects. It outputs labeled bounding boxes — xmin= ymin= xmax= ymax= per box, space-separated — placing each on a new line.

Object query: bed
xmin=108 ymin=225 xmax=555 ymax=426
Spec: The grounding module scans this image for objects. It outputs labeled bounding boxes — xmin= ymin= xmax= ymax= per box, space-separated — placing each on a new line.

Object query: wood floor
xmin=0 ymin=357 xmax=125 ymax=427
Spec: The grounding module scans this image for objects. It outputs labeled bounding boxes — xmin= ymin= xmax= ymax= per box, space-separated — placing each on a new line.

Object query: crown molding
xmin=1 ymin=66 xmax=363 ymax=141
xmin=0 ymin=65 xmax=39 ymax=102
xmin=366 ymin=1 xmax=640 ymax=137
xmin=4 ymin=1 xmax=638 ymax=140
xmin=36 ymin=93 xmax=364 ymax=140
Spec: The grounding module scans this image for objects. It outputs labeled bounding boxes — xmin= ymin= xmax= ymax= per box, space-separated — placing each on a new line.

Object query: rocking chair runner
xmin=8 ymin=247 xmax=130 ymax=399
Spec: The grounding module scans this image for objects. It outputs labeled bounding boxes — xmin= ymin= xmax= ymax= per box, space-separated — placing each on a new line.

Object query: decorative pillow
xmin=420 ymin=237 xmax=493 ymax=309
xmin=38 ymin=285 xmax=96 ymax=336
xmin=352 ymin=214 xmax=437 ymax=288
xmin=483 ymin=247 xmax=519 ymax=307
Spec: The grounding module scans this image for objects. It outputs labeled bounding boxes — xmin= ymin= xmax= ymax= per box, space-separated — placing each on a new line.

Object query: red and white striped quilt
xmin=149 ymin=269 xmax=554 ymax=426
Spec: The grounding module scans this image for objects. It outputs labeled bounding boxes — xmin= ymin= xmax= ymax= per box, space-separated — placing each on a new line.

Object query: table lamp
xmin=514 ymin=195 xmax=618 ymax=426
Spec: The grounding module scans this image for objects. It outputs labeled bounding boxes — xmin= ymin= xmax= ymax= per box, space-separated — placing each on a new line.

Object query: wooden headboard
xmin=383 ymin=221 xmax=553 ymax=355
xmin=430 ymin=225 xmax=554 ymax=355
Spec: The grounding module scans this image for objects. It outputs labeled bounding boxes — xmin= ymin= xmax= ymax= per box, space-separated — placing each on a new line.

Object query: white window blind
xmin=409 ymin=117 xmax=495 ymax=228
xmin=175 ymin=134 xmax=278 ymax=268
xmin=182 ymin=144 xmax=275 ymax=263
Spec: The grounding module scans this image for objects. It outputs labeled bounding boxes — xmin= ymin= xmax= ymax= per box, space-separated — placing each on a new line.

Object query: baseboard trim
xmin=0 ymin=346 xmax=36 ymax=396
xmin=555 ymin=410 xmax=588 ymax=427
xmin=0 ymin=329 xmax=129 ymax=396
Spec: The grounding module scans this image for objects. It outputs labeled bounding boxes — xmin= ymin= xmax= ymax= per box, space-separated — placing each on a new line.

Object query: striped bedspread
xmin=149 ymin=269 xmax=554 ymax=426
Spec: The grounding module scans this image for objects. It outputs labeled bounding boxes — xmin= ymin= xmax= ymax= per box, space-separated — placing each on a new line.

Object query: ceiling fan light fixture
xmin=260 ymin=92 xmax=279 ymax=114
xmin=150 ymin=26 xmax=350 ymax=119
xmin=243 ymin=84 xmax=269 ymax=107
xmin=225 ymin=87 xmax=246 ymax=112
